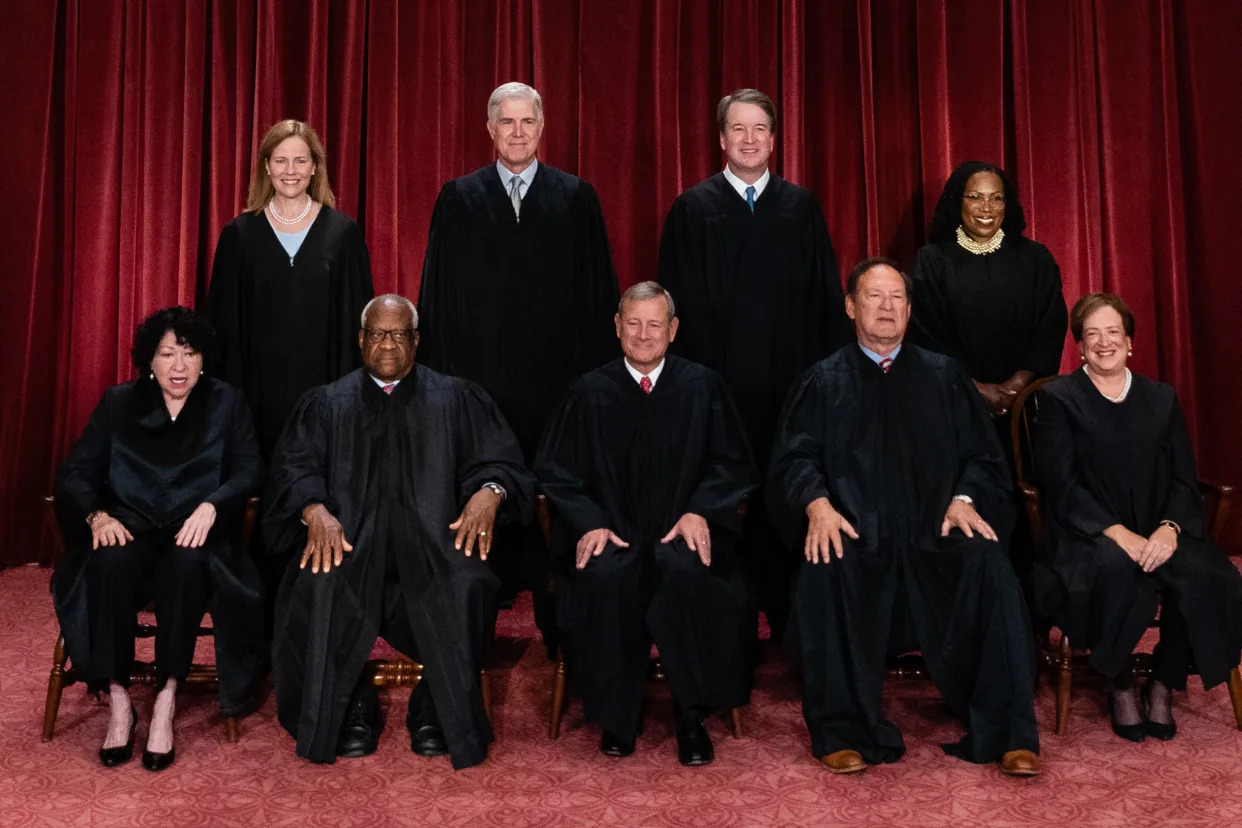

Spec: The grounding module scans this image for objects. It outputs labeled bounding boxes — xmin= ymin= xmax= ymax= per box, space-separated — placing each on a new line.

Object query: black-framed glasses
xmin=363 ymin=328 xmax=415 ymax=345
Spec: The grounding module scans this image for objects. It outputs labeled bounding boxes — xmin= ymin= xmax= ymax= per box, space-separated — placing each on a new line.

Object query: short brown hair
xmin=1069 ymin=292 xmax=1135 ymax=342
xmin=245 ymin=120 xmax=337 ymax=212
xmin=717 ymin=89 xmax=776 ymax=134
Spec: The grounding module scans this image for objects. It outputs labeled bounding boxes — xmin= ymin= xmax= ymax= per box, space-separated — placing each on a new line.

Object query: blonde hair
xmin=245 ymin=120 xmax=336 ymax=212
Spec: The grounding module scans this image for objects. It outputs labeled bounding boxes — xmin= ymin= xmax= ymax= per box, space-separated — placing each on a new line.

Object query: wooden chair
xmin=41 ymin=495 xmax=261 ymax=743
xmin=364 ymin=661 xmax=493 ymax=725
xmin=1010 ymin=377 xmax=1242 ymax=736
xmin=538 ymin=495 xmax=745 ymax=740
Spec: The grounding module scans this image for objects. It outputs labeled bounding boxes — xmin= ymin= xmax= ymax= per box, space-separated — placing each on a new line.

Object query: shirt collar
xmin=722 ymin=166 xmax=770 ymax=201
xmin=497 ymin=159 xmax=539 ymax=193
xmin=623 ymin=357 xmax=666 ymax=388
xmin=370 ymin=374 xmax=400 ymax=389
xmin=858 ymin=342 xmax=901 ymax=366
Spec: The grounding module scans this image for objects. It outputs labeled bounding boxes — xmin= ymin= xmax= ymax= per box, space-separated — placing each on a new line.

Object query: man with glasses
xmin=264 ymin=294 xmax=534 ymax=770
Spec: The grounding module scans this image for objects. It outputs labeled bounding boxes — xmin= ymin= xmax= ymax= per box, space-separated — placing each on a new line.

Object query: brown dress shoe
xmin=1000 ymin=749 xmax=1042 ymax=777
xmin=820 ymin=749 xmax=867 ymax=774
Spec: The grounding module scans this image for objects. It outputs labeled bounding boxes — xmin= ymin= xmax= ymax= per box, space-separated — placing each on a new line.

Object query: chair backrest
xmin=1008 ymin=375 xmax=1059 ymax=552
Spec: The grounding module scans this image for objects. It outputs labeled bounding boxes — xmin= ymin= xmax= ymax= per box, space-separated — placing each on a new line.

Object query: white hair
xmin=361 ymin=294 xmax=419 ymax=330
xmin=619 ymin=281 xmax=676 ymax=322
xmin=487 ymin=82 xmax=543 ymax=123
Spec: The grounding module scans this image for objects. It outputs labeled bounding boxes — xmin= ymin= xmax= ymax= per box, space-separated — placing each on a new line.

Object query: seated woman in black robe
xmin=1033 ymin=293 xmax=1242 ymax=741
xmin=52 ymin=307 xmax=264 ymax=771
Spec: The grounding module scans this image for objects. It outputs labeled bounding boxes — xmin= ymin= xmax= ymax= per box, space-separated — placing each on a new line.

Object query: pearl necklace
xmin=956 ymin=225 xmax=1004 ymax=255
xmin=268 ymin=194 xmax=313 ymax=225
xmin=1084 ymin=365 xmax=1132 ymax=403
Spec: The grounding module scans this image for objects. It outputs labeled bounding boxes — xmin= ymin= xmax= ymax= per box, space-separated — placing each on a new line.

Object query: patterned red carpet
xmin=2 ymin=564 xmax=1241 ymax=827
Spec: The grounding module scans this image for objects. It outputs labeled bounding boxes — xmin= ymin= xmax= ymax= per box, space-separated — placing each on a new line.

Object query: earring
xmin=199 ymin=369 xmax=204 ymax=375
xmin=1128 ymin=349 xmax=1132 ymax=356
xmin=149 ymin=372 xmax=154 ymax=380
xmin=1080 ymin=353 xmax=1086 ymax=361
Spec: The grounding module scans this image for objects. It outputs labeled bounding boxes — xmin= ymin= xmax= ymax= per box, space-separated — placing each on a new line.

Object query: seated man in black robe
xmin=768 ymin=258 xmax=1042 ymax=777
xmin=536 ymin=281 xmax=758 ymax=765
xmin=264 ymin=294 xmax=534 ymax=770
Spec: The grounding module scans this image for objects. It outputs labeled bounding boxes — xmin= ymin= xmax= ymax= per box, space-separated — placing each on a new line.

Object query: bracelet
xmin=85 ymin=510 xmax=107 ymax=527
xmin=1158 ymin=519 xmax=1181 ymax=535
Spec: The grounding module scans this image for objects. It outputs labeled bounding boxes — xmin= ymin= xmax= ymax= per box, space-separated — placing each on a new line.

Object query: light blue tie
xmin=745 ymin=185 xmax=756 ymax=213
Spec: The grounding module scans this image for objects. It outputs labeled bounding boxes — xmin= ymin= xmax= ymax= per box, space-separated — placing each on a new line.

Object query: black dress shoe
xmin=337 ymin=694 xmax=383 ymax=758
xmin=1109 ymin=692 xmax=1146 ymax=743
xmin=141 ymin=746 xmax=176 ymax=772
xmin=676 ymin=717 xmax=714 ymax=767
xmin=99 ymin=707 xmax=137 ymax=767
xmin=1142 ymin=681 xmax=1177 ymax=741
xmin=411 ymin=725 xmax=449 ymax=757
xmin=599 ymin=730 xmax=635 ymax=757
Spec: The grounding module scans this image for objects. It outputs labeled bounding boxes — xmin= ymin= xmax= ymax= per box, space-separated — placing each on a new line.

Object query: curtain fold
xmin=2 ymin=0 xmax=1239 ymax=565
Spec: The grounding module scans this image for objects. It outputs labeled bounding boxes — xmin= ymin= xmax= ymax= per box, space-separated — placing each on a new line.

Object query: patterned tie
xmin=745 ymin=185 xmax=756 ymax=213
xmin=879 ymin=357 xmax=893 ymax=374
xmin=509 ymin=176 xmax=523 ymax=222
xmin=382 ymin=383 xmax=395 ymax=395
xmin=640 ymin=376 xmax=653 ymax=394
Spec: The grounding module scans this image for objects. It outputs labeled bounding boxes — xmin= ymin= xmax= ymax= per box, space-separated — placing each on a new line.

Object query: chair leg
xmin=42 ymin=634 xmax=69 ymax=742
xmin=481 ymin=669 xmax=493 ymax=724
xmin=1227 ymin=666 xmax=1242 ymax=732
xmin=1056 ymin=634 xmax=1073 ymax=737
xmin=549 ymin=657 xmax=567 ymax=739
xmin=730 ymin=707 xmax=744 ymax=739
xmin=225 ymin=717 xmax=240 ymax=743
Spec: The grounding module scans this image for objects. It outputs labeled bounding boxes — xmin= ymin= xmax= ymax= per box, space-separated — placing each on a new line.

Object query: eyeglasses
xmin=363 ymin=328 xmax=415 ymax=345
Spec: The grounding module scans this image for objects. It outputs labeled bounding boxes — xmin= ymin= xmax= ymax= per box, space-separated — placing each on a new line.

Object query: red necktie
xmin=640 ymin=376 xmax=653 ymax=394
xmin=382 ymin=383 xmax=395 ymax=395
xmin=879 ymin=357 xmax=893 ymax=374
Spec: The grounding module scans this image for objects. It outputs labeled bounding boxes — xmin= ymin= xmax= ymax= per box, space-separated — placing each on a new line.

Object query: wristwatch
xmin=951 ymin=494 xmax=974 ymax=505
xmin=86 ymin=510 xmax=107 ymax=527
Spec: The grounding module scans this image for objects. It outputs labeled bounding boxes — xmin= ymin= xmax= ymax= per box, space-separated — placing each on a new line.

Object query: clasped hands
xmin=974 ymin=372 xmax=1033 ymax=419
xmin=803 ymin=496 xmax=997 ymax=564
xmin=1105 ymin=523 xmax=1177 ymax=573
xmin=575 ymin=512 xmax=711 ymax=570
xmin=300 ymin=486 xmax=503 ymax=574
xmin=89 ymin=502 xmax=217 ymax=550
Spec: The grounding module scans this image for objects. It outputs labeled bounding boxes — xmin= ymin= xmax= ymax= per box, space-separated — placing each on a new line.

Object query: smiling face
xmin=959 ymin=171 xmax=1006 ymax=243
xmin=150 ymin=330 xmax=203 ymax=402
xmin=1080 ymin=305 xmax=1131 ymax=377
xmin=265 ymin=135 xmax=316 ymax=202
xmin=845 ymin=265 xmax=911 ymax=353
xmin=719 ymin=101 xmax=775 ymax=182
xmin=488 ymin=98 xmax=543 ymax=173
xmin=615 ymin=296 xmax=678 ymax=375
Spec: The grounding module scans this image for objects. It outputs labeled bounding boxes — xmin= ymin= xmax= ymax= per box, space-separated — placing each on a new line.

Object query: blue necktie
xmin=745 ymin=185 xmax=756 ymax=212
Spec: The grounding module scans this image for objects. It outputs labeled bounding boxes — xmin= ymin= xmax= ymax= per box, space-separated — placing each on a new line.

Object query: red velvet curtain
xmin=3 ymin=0 xmax=1240 ymax=566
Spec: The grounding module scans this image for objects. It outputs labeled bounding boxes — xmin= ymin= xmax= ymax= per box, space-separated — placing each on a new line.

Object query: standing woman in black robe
xmin=207 ymin=119 xmax=374 ymax=459
xmin=52 ymin=307 xmax=263 ymax=771
xmin=1033 ymin=293 xmax=1242 ymax=741
xmin=910 ymin=161 xmax=1067 ymax=422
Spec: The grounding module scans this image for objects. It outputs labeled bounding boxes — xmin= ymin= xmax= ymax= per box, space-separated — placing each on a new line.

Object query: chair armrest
xmin=1017 ymin=481 xmax=1045 ymax=554
xmin=1199 ymin=480 xmax=1233 ymax=544
xmin=536 ymin=494 xmax=551 ymax=545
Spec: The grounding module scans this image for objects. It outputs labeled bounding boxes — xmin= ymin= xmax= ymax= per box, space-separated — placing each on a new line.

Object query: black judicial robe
xmin=657 ymin=172 xmax=849 ymax=460
xmin=51 ymin=377 xmax=264 ymax=714
xmin=768 ymin=344 xmax=1039 ymax=763
xmin=208 ymin=206 xmax=374 ymax=457
xmin=1032 ymin=370 xmax=1242 ymax=686
xmin=910 ymin=236 xmax=1067 ymax=385
xmin=417 ymin=163 xmax=620 ymax=461
xmin=535 ymin=356 xmax=759 ymax=737
xmin=264 ymin=367 xmax=535 ymax=769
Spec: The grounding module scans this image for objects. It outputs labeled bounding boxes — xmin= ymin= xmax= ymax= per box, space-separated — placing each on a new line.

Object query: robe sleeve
xmin=657 ymin=196 xmax=713 ymax=361
xmin=572 ymin=182 xmax=621 ymax=374
xmin=533 ymin=385 xmax=613 ymax=545
xmin=332 ymin=218 xmax=374 ymax=378
xmin=909 ymin=245 xmax=960 ymax=361
xmin=765 ymin=368 xmax=834 ymax=549
xmin=204 ymin=388 xmax=265 ymax=533
xmin=54 ymin=387 xmax=117 ymax=526
xmin=1018 ymin=243 xmax=1068 ymax=377
xmin=261 ymin=388 xmax=332 ymax=556
xmin=454 ymin=382 xmax=536 ymax=527
xmin=804 ymin=198 xmax=850 ymax=354
xmin=207 ymin=221 xmax=246 ymax=389
xmin=416 ymin=183 xmax=457 ymax=374
xmin=1159 ymin=394 xmax=1205 ymax=537
xmin=947 ymin=365 xmax=1015 ymax=526
xmin=685 ymin=377 xmax=759 ymax=536
xmin=1032 ymin=392 xmax=1119 ymax=538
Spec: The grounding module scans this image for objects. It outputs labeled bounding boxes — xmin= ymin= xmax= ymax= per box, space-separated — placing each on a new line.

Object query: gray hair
xmin=618 ymin=281 xmax=676 ymax=322
xmin=487 ymin=82 xmax=544 ymax=123
xmin=361 ymin=294 xmax=419 ymax=330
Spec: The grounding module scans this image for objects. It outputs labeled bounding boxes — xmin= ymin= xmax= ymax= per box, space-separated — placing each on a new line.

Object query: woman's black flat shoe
xmin=1109 ymin=694 xmax=1146 ymax=742
xmin=142 ymin=746 xmax=176 ymax=772
xmin=1142 ymin=683 xmax=1177 ymax=741
xmin=99 ymin=707 xmax=137 ymax=767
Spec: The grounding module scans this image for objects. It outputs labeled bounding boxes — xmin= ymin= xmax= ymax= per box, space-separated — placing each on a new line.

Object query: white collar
xmin=858 ymin=342 xmax=901 ymax=366
xmin=722 ymin=166 xmax=770 ymax=201
xmin=497 ymin=159 xmax=539 ymax=194
xmin=370 ymin=374 xmax=401 ymax=389
xmin=623 ymin=357 xmax=666 ymax=389
xmin=1084 ymin=365 xmax=1132 ymax=403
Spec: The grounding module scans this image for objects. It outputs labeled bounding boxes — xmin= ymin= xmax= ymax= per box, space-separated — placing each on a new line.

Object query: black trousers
xmin=84 ymin=530 xmax=215 ymax=688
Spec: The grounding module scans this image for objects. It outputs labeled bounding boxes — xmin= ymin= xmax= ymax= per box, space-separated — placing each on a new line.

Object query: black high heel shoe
xmin=1142 ymin=681 xmax=1177 ymax=741
xmin=99 ymin=707 xmax=137 ymax=767
xmin=1109 ymin=691 xmax=1146 ymax=742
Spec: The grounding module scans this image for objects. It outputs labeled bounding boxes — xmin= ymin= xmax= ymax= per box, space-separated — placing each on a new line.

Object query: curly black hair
xmin=130 ymin=306 xmax=220 ymax=376
xmin=926 ymin=161 xmax=1027 ymax=243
